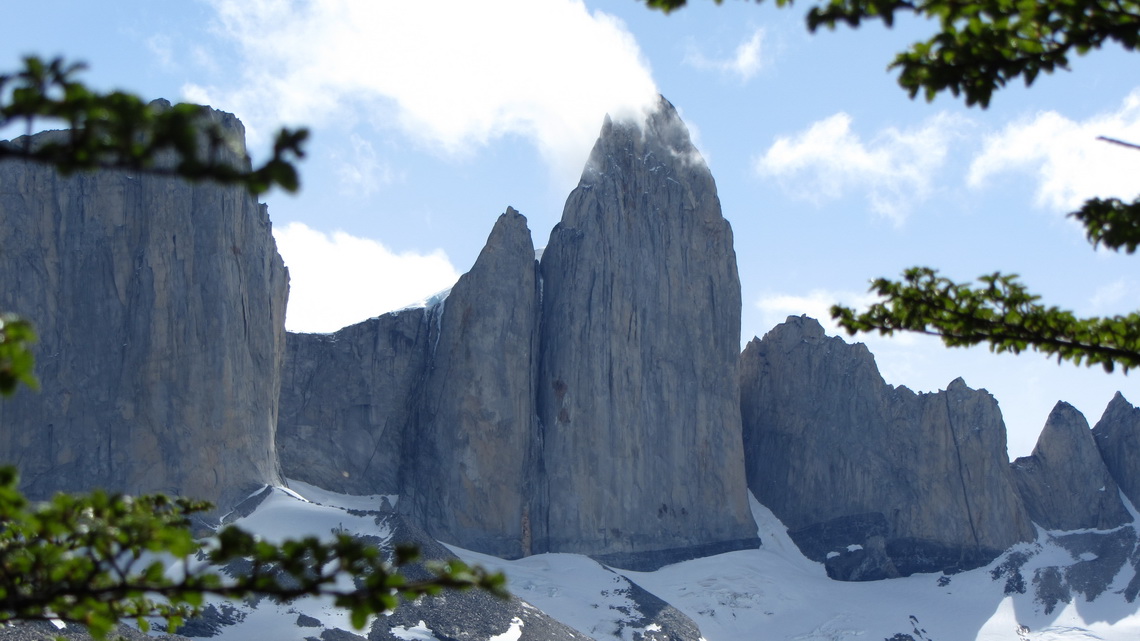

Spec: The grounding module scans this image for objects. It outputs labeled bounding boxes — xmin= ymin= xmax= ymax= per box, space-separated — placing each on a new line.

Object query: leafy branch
xmin=831 ymin=267 xmax=1140 ymax=372
xmin=0 ymin=56 xmax=307 ymax=194
xmin=643 ymin=0 xmax=1140 ymax=107
xmin=0 ymin=316 xmax=35 ymax=396
xmin=0 ymin=56 xmax=311 ymax=396
xmin=0 ymin=467 xmax=506 ymax=639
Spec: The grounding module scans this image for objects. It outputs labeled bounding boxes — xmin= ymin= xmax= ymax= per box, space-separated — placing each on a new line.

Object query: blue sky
xmin=5 ymin=0 xmax=1140 ymax=457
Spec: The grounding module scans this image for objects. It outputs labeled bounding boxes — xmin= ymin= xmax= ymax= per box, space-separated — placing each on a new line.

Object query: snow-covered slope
xmin=198 ymin=483 xmax=1140 ymax=641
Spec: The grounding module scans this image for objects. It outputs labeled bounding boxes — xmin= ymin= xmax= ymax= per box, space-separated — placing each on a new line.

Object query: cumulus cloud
xmin=274 ymin=222 xmax=460 ymax=333
xmin=755 ymin=288 xmax=882 ymax=338
xmin=187 ymin=0 xmax=659 ymax=178
xmin=755 ymin=112 xmax=965 ymax=224
xmin=968 ymin=90 xmax=1140 ymax=212
xmin=684 ymin=28 xmax=767 ymax=82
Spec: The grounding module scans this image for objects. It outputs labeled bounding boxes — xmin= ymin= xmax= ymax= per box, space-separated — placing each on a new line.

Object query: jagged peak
xmin=1032 ymin=401 xmax=1093 ymax=457
xmin=582 ymin=94 xmax=708 ymax=180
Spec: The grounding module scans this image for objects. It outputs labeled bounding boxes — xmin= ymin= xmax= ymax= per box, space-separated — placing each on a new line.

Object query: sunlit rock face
xmin=1092 ymin=392 xmax=1140 ymax=509
xmin=1011 ymin=401 xmax=1131 ymax=531
xmin=0 ymin=106 xmax=287 ymax=514
xmin=403 ymin=208 xmax=542 ymax=559
xmin=277 ymin=99 xmax=759 ymax=569
xmin=535 ymin=97 xmax=759 ymax=568
xmin=740 ymin=316 xmax=1035 ymax=581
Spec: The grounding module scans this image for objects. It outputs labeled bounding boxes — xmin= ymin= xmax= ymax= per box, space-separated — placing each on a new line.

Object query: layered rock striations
xmin=535 ymin=98 xmax=757 ymax=567
xmin=0 ymin=106 xmax=287 ymax=512
xmin=1011 ymin=401 xmax=1131 ymax=531
xmin=1092 ymin=392 xmax=1140 ymax=510
xmin=740 ymin=316 xmax=1035 ymax=580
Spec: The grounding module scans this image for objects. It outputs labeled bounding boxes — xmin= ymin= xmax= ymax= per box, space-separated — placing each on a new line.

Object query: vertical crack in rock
xmin=945 ymin=392 xmax=982 ymax=549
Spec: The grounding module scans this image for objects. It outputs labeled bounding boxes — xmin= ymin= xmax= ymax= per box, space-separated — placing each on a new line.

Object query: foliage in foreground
xmin=646 ymin=0 xmax=1140 ymax=371
xmin=0 ymin=467 xmax=505 ymax=640
xmin=0 ymin=56 xmax=505 ymax=639
xmin=0 ymin=55 xmax=309 ymax=397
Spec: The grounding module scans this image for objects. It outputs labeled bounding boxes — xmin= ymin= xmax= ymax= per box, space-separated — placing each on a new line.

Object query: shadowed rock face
xmin=403 ymin=208 xmax=541 ymax=559
xmin=1092 ymin=392 xmax=1140 ymax=509
xmin=535 ymin=97 xmax=758 ymax=565
xmin=0 ymin=107 xmax=287 ymax=513
xmin=277 ymin=308 xmax=433 ymax=496
xmin=1012 ymin=401 xmax=1131 ymax=531
xmin=740 ymin=316 xmax=1035 ymax=580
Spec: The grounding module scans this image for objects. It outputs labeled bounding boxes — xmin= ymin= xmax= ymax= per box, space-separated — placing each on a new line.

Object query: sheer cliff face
xmin=1092 ymin=392 xmax=1140 ymax=509
xmin=536 ymin=98 xmax=757 ymax=565
xmin=404 ymin=208 xmax=541 ymax=559
xmin=277 ymin=309 xmax=432 ymax=496
xmin=1012 ymin=401 xmax=1131 ymax=531
xmin=277 ymin=100 xmax=758 ymax=569
xmin=0 ymin=109 xmax=287 ymax=512
xmin=740 ymin=316 xmax=1035 ymax=580
xmin=278 ymin=210 xmax=540 ymax=558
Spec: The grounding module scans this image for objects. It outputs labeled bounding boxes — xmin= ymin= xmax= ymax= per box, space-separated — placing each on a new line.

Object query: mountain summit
xmin=277 ymin=97 xmax=759 ymax=569
xmin=536 ymin=97 xmax=757 ymax=566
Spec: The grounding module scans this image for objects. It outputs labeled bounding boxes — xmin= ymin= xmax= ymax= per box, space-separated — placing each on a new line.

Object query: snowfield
xmin=200 ymin=483 xmax=1140 ymax=641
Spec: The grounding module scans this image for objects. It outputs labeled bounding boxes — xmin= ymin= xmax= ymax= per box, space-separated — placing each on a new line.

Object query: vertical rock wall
xmin=277 ymin=308 xmax=433 ymax=496
xmin=535 ymin=98 xmax=758 ymax=567
xmin=277 ymin=100 xmax=759 ymax=569
xmin=0 ymin=108 xmax=287 ymax=512
xmin=740 ymin=316 xmax=1035 ymax=580
xmin=403 ymin=208 xmax=541 ymax=558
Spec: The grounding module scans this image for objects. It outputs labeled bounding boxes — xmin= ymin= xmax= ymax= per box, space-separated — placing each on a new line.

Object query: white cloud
xmin=145 ymin=34 xmax=175 ymax=70
xmin=684 ymin=28 xmax=767 ymax=82
xmin=1087 ymin=278 xmax=1135 ymax=314
xmin=755 ymin=112 xmax=965 ymax=224
xmin=274 ymin=222 xmax=460 ymax=333
xmin=333 ymin=134 xmax=397 ymax=198
xmin=755 ymin=289 xmax=886 ymax=339
xmin=187 ymin=0 xmax=659 ymax=179
xmin=968 ymin=90 xmax=1140 ymax=212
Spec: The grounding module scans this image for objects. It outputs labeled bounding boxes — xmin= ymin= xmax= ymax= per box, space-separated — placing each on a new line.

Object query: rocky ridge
xmin=740 ymin=316 xmax=1036 ymax=580
xmin=2 ymin=94 xmax=1140 ymax=629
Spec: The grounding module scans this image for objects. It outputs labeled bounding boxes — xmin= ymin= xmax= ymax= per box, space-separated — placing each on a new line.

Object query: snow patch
xmin=391 ymin=620 xmax=441 ymax=641
xmin=488 ymin=616 xmax=524 ymax=641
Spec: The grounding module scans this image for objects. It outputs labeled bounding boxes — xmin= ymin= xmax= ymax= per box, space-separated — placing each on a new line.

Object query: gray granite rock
xmin=0 ymin=106 xmax=286 ymax=513
xmin=277 ymin=307 xmax=433 ymax=496
xmin=1011 ymin=401 xmax=1131 ymax=530
xmin=534 ymin=97 xmax=758 ymax=567
xmin=402 ymin=208 xmax=541 ymax=558
xmin=369 ymin=510 xmax=598 ymax=641
xmin=740 ymin=316 xmax=1035 ymax=580
xmin=1092 ymin=392 xmax=1140 ymax=510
